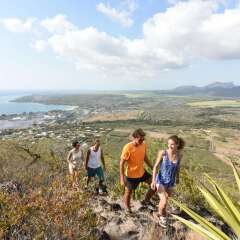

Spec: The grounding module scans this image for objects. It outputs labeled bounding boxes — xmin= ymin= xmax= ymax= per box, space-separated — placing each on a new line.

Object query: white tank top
xmin=70 ymin=148 xmax=82 ymax=166
xmin=88 ymin=146 xmax=101 ymax=168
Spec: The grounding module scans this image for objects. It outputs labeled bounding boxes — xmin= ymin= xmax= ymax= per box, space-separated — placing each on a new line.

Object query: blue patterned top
xmin=156 ymin=150 xmax=180 ymax=188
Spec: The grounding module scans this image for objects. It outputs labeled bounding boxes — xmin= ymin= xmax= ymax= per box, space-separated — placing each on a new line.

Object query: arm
xmin=120 ymin=158 xmax=126 ymax=186
xmin=144 ymin=154 xmax=153 ymax=169
xmin=101 ymin=149 xmax=106 ymax=170
xmin=176 ymin=153 xmax=182 ymax=184
xmin=81 ymin=149 xmax=84 ymax=166
xmin=151 ymin=150 xmax=164 ymax=190
xmin=67 ymin=151 xmax=72 ymax=164
xmin=85 ymin=150 xmax=90 ymax=170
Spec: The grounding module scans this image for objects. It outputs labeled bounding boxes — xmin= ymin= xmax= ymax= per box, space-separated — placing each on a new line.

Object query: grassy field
xmin=188 ymin=99 xmax=240 ymax=108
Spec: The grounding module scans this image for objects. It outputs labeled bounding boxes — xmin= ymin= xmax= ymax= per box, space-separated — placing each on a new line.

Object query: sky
xmin=0 ymin=0 xmax=240 ymax=90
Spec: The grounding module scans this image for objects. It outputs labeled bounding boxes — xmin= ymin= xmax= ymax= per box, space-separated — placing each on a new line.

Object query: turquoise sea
xmin=0 ymin=93 xmax=70 ymax=115
xmin=0 ymin=91 xmax=74 ymax=129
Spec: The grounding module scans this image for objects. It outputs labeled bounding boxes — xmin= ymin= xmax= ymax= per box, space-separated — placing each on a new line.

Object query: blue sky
xmin=0 ymin=0 xmax=240 ymax=90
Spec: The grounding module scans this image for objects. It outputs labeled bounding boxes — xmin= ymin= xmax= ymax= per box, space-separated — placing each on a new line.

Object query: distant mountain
xmin=160 ymin=82 xmax=240 ymax=97
xmin=205 ymin=82 xmax=235 ymax=89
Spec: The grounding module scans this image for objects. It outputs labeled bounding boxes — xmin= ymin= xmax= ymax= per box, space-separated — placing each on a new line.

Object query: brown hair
xmin=72 ymin=140 xmax=80 ymax=148
xmin=92 ymin=138 xmax=100 ymax=145
xmin=132 ymin=128 xmax=146 ymax=138
xmin=168 ymin=135 xmax=185 ymax=150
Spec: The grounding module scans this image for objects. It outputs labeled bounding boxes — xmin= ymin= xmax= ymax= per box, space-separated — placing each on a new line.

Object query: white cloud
xmin=44 ymin=1 xmax=240 ymax=79
xmin=47 ymin=26 xmax=186 ymax=80
xmin=0 ymin=18 xmax=36 ymax=33
xmin=40 ymin=14 xmax=76 ymax=33
xmin=143 ymin=0 xmax=240 ymax=60
xmin=3 ymin=0 xmax=240 ymax=82
xmin=31 ymin=40 xmax=48 ymax=52
xmin=96 ymin=1 xmax=137 ymax=27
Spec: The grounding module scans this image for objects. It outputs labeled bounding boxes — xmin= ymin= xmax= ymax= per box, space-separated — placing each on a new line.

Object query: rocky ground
xmin=80 ymin=189 xmax=206 ymax=240
xmin=0 ymin=179 xmax=234 ymax=240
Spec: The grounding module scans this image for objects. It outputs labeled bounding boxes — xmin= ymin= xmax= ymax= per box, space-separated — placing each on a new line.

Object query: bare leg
xmin=158 ymin=186 xmax=172 ymax=216
xmin=72 ymin=170 xmax=78 ymax=187
xmin=86 ymin=176 xmax=91 ymax=186
xmin=124 ymin=187 xmax=132 ymax=211
xmin=144 ymin=177 xmax=156 ymax=202
xmin=70 ymin=174 xmax=75 ymax=187
xmin=69 ymin=165 xmax=75 ymax=187
xmin=75 ymin=171 xmax=80 ymax=186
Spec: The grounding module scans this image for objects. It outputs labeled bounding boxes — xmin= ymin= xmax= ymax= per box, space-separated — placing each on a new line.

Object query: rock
xmin=98 ymin=231 xmax=112 ymax=240
xmin=0 ymin=181 xmax=26 ymax=194
xmin=111 ymin=216 xmax=123 ymax=225
xmin=90 ymin=229 xmax=111 ymax=240
xmin=104 ymin=218 xmax=139 ymax=240
xmin=110 ymin=203 xmax=122 ymax=211
xmin=91 ymin=196 xmax=222 ymax=240
xmin=100 ymin=199 xmax=110 ymax=207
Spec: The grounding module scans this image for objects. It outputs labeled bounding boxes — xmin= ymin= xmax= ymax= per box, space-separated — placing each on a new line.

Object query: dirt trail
xmin=91 ymin=194 xmax=205 ymax=240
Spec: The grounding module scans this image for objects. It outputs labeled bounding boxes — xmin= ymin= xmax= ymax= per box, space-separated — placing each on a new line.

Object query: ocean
xmin=0 ymin=91 xmax=74 ymax=129
xmin=0 ymin=93 xmax=70 ymax=115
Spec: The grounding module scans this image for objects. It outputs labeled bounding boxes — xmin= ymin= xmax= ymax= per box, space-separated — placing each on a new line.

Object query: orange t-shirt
xmin=121 ymin=142 xmax=146 ymax=178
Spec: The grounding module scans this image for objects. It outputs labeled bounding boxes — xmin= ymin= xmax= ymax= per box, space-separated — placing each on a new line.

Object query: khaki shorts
xmin=69 ymin=163 xmax=79 ymax=174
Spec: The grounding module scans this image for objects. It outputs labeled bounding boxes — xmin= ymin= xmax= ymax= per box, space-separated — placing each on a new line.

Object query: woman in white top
xmin=67 ymin=140 xmax=84 ymax=187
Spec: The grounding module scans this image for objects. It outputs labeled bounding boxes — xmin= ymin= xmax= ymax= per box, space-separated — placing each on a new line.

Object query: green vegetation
xmin=0 ymin=139 xmax=99 ymax=239
xmin=2 ymin=92 xmax=240 ymax=238
xmin=172 ymin=161 xmax=240 ymax=240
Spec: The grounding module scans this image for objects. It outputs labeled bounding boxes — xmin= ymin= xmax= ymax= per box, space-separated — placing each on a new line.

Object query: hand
xmin=120 ymin=176 xmax=125 ymax=186
xmin=151 ymin=181 xmax=156 ymax=190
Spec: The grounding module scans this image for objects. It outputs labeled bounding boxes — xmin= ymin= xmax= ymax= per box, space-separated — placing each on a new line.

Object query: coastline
xmin=0 ymin=94 xmax=80 ymax=130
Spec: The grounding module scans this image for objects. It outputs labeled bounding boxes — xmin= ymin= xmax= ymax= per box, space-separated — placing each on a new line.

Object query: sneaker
xmin=158 ymin=216 xmax=167 ymax=228
xmin=98 ymin=187 xmax=103 ymax=194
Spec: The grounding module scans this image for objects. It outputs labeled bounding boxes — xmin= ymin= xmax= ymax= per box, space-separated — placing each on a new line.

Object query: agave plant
xmin=172 ymin=161 xmax=240 ymax=240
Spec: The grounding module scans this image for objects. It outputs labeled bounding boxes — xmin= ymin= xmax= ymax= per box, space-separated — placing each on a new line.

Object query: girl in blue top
xmin=151 ymin=135 xmax=185 ymax=228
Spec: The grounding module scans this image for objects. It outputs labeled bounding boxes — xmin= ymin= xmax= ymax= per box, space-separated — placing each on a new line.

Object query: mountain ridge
xmin=160 ymin=82 xmax=240 ymax=97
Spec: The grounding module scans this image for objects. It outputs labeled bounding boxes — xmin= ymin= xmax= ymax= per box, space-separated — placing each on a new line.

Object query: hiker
xmin=120 ymin=128 xmax=155 ymax=213
xmin=85 ymin=138 xmax=106 ymax=192
xmin=151 ymin=135 xmax=185 ymax=228
xmin=67 ymin=140 xmax=84 ymax=187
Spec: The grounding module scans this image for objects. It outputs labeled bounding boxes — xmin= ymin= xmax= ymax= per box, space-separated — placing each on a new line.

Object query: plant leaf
xmin=199 ymin=186 xmax=240 ymax=237
xmin=230 ymin=161 xmax=240 ymax=194
xmin=171 ymin=199 xmax=231 ymax=240
xmin=173 ymin=214 xmax=225 ymax=240
xmin=204 ymin=173 xmax=240 ymax=225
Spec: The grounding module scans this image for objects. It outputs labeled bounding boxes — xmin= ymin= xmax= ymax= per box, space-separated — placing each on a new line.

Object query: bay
xmin=0 ymin=94 xmax=71 ymax=115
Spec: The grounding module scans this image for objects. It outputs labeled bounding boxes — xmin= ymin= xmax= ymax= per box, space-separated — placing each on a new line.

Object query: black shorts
xmin=124 ymin=171 xmax=152 ymax=190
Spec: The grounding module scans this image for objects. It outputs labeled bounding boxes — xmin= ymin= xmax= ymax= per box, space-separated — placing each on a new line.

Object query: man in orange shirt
xmin=120 ymin=128 xmax=155 ymax=212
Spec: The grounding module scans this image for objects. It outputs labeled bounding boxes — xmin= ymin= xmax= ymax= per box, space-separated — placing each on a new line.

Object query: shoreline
xmin=0 ymin=95 xmax=80 ymax=130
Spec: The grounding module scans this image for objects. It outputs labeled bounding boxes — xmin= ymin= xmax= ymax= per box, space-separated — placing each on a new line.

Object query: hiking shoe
xmin=158 ymin=216 xmax=167 ymax=228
